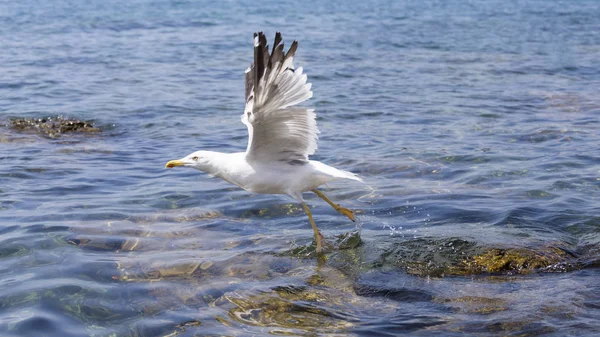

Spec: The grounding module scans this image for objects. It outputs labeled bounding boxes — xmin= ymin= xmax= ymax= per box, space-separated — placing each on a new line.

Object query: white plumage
xmin=166 ymin=32 xmax=362 ymax=253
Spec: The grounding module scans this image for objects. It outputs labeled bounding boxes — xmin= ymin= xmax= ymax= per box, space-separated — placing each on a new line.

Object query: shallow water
xmin=2 ymin=0 xmax=600 ymax=336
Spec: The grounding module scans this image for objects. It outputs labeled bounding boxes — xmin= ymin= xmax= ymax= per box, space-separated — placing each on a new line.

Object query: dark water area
xmin=2 ymin=0 xmax=600 ymax=336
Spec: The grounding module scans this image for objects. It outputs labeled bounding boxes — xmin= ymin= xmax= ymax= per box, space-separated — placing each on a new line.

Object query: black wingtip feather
xmin=254 ymin=32 xmax=266 ymax=86
xmin=285 ymin=40 xmax=298 ymax=62
xmin=250 ymin=32 xmax=299 ymax=101
xmin=272 ymin=32 xmax=282 ymax=55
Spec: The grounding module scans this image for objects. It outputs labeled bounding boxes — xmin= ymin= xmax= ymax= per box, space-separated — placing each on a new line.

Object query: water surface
xmin=1 ymin=0 xmax=600 ymax=336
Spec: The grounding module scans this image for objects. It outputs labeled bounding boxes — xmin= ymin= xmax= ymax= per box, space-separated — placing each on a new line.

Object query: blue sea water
xmin=1 ymin=0 xmax=600 ymax=336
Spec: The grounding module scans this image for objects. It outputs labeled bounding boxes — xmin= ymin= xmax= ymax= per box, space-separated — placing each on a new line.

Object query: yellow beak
xmin=165 ymin=160 xmax=185 ymax=168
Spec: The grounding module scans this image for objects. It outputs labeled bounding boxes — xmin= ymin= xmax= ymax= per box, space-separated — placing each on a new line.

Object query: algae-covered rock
xmin=465 ymin=246 xmax=574 ymax=274
xmin=373 ymin=237 xmax=482 ymax=277
xmin=8 ymin=116 xmax=100 ymax=138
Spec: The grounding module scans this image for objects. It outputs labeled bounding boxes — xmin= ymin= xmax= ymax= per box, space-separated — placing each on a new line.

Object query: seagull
xmin=165 ymin=32 xmax=362 ymax=253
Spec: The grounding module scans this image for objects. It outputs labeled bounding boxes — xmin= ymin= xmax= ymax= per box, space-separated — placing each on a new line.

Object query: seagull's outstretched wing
xmin=242 ymin=32 xmax=317 ymax=164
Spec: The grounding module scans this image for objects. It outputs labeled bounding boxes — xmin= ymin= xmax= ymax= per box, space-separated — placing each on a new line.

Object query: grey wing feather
xmin=242 ymin=32 xmax=317 ymax=163
xmin=244 ymin=67 xmax=253 ymax=103
xmin=246 ymin=107 xmax=317 ymax=162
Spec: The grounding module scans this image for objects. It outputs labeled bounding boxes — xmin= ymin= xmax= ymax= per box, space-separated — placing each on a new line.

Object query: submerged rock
xmin=127 ymin=208 xmax=223 ymax=224
xmin=434 ymin=296 xmax=509 ymax=314
xmin=283 ymin=230 xmax=362 ymax=257
xmin=334 ymin=237 xmax=581 ymax=277
xmin=8 ymin=116 xmax=100 ymax=138
xmin=219 ymin=288 xmax=356 ymax=333
xmin=95 ymin=228 xmax=593 ymax=335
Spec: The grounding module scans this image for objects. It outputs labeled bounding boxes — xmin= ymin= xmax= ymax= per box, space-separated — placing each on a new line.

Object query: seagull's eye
xmin=192 ymin=156 xmax=199 ymax=161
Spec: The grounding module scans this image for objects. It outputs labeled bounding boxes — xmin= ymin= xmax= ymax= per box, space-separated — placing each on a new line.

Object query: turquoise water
xmin=2 ymin=0 xmax=600 ymax=336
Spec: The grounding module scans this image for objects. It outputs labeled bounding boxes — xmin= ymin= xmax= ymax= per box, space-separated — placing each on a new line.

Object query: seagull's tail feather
xmin=335 ymin=169 xmax=365 ymax=183
xmin=246 ymin=32 xmax=313 ymax=113
xmin=311 ymin=160 xmax=364 ymax=183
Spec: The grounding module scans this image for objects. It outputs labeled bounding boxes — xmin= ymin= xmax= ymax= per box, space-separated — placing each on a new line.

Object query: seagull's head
xmin=165 ymin=151 xmax=212 ymax=171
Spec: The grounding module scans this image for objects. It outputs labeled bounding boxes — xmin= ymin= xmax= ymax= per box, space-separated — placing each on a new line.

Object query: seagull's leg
xmin=312 ymin=189 xmax=356 ymax=222
xmin=301 ymin=202 xmax=324 ymax=253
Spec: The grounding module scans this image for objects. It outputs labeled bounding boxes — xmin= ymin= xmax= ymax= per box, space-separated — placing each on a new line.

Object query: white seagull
xmin=166 ymin=32 xmax=362 ymax=253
